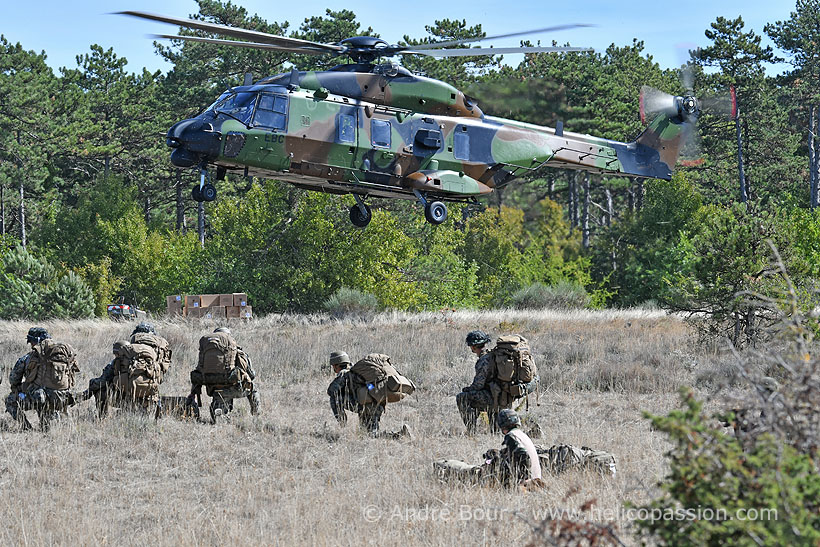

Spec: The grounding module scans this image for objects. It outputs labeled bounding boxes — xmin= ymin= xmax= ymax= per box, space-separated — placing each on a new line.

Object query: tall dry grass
xmin=0 ymin=310 xmax=743 ymax=545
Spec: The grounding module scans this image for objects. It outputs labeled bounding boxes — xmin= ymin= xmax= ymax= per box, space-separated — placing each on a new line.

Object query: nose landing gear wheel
xmin=349 ymin=203 xmax=372 ymax=227
xmin=424 ymin=201 xmax=448 ymax=225
xmin=192 ymin=185 xmax=203 ymax=202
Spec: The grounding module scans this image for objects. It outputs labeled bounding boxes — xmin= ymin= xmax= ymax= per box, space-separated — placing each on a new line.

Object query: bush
xmin=510 ymin=281 xmax=590 ymax=310
xmin=323 ymin=287 xmax=380 ymax=317
xmin=633 ymin=389 xmax=820 ymax=545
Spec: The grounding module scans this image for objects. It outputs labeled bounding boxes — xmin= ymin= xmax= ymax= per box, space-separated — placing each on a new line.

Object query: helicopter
xmin=122 ymin=11 xmax=700 ymax=227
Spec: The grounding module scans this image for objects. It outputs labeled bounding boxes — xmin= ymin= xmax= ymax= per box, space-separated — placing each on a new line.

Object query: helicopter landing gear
xmin=193 ymin=168 xmax=217 ymax=202
xmin=414 ymin=190 xmax=448 ymax=225
xmin=349 ymin=194 xmax=372 ymax=228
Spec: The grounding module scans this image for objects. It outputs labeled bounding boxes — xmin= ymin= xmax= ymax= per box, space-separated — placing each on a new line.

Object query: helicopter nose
xmin=166 ymin=118 xmax=222 ymax=167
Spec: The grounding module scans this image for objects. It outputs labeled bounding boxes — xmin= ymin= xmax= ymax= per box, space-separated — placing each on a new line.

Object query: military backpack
xmin=130 ymin=332 xmax=172 ymax=375
xmin=28 ymin=340 xmax=79 ymax=390
xmin=349 ymin=353 xmax=416 ymax=405
xmin=195 ymin=332 xmax=239 ymax=385
xmin=114 ymin=343 xmax=162 ymax=398
xmin=535 ymin=444 xmax=617 ymax=477
xmin=491 ymin=335 xmax=537 ymax=398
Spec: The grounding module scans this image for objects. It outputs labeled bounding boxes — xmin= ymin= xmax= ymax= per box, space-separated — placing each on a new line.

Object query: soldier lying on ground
xmin=5 ymin=327 xmax=80 ymax=431
xmin=327 ymin=350 xmax=412 ymax=439
xmin=434 ymin=409 xmax=617 ymax=488
xmin=188 ymin=327 xmax=260 ymax=424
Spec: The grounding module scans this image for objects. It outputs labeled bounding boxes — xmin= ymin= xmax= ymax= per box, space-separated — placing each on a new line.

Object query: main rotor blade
xmin=407 ymin=23 xmax=593 ymax=51
xmin=150 ymin=34 xmax=331 ymax=55
xmin=405 ymin=45 xmax=593 ymax=57
xmin=119 ymin=11 xmax=343 ymax=53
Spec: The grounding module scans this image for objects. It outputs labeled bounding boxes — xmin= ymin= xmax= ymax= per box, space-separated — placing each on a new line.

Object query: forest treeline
xmin=1 ymin=0 xmax=819 ymax=344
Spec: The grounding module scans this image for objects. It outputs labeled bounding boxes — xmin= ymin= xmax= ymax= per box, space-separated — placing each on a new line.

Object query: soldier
xmin=456 ymin=330 xmax=496 ymax=434
xmin=327 ymin=350 xmax=410 ymax=439
xmin=434 ymin=409 xmax=544 ymax=490
xmin=83 ymin=338 xmax=168 ymax=417
xmin=5 ymin=327 xmax=80 ymax=431
xmin=188 ymin=327 xmax=260 ymax=424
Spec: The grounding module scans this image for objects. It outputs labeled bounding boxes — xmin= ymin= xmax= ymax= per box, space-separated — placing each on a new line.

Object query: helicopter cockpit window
xmin=254 ymin=94 xmax=288 ymax=131
xmin=453 ymin=126 xmax=470 ymax=160
xmin=371 ymin=119 xmax=391 ymax=148
xmin=337 ymin=114 xmax=355 ymax=144
xmin=212 ymin=91 xmax=256 ymax=126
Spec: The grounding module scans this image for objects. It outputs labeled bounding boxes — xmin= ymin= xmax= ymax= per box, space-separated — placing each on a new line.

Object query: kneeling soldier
xmin=189 ymin=327 xmax=260 ymax=424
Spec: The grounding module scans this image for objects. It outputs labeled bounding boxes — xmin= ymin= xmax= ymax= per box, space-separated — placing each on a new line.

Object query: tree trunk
xmin=627 ymin=179 xmax=635 ymax=213
xmin=569 ymin=172 xmax=579 ymax=231
xmin=548 ymin=176 xmax=555 ymax=201
xmin=636 ymin=179 xmax=644 ymax=211
xmin=198 ymin=202 xmax=205 ymax=248
xmin=15 ymin=130 xmax=25 ymax=248
xmin=144 ymin=195 xmax=151 ymax=224
xmin=1 ymin=184 xmax=5 ymax=236
xmin=604 ymin=185 xmax=613 ymax=228
xmin=582 ymin=173 xmax=590 ymax=249
xmin=175 ymin=170 xmax=186 ymax=232
xmin=104 ymin=155 xmax=110 ymax=183
xmin=812 ymin=105 xmax=820 ymax=209
xmin=736 ymin=106 xmax=747 ymax=204
xmin=18 ymin=178 xmax=25 ymax=248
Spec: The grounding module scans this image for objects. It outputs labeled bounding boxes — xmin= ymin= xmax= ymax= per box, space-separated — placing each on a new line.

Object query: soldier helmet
xmin=131 ymin=322 xmax=156 ymax=335
xmin=214 ymin=327 xmax=231 ymax=334
xmin=496 ymin=409 xmax=521 ymax=431
xmin=112 ymin=340 xmax=129 ymax=353
xmin=26 ymin=327 xmax=51 ymax=345
xmin=760 ymin=377 xmax=779 ymax=393
xmin=465 ymin=330 xmax=490 ymax=347
xmin=329 ymin=351 xmax=351 ymax=367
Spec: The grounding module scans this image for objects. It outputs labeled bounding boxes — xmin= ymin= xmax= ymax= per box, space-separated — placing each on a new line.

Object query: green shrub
xmin=510 ymin=281 xmax=590 ymax=310
xmin=323 ymin=287 xmax=380 ymax=317
xmin=633 ymin=389 xmax=820 ymax=545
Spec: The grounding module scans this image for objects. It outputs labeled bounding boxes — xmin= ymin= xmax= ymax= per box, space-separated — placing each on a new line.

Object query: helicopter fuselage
xmin=167 ymin=66 xmax=692 ymax=223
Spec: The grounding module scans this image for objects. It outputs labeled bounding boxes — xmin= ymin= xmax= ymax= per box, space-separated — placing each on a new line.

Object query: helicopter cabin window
xmin=453 ymin=126 xmax=470 ymax=160
xmin=337 ymin=114 xmax=355 ymax=144
xmin=371 ymin=119 xmax=391 ymax=148
xmin=254 ymin=94 xmax=288 ymax=131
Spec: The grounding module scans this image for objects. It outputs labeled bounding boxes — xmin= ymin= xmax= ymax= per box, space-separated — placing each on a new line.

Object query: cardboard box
xmin=226 ymin=306 xmax=241 ymax=319
xmin=167 ymin=302 xmax=184 ymax=316
xmin=186 ymin=307 xmax=203 ymax=318
xmin=233 ymin=293 xmax=249 ymax=307
xmin=166 ymin=295 xmax=183 ymax=307
xmin=240 ymin=305 xmax=253 ymax=319
xmin=203 ymin=306 xmax=226 ymax=319
xmin=218 ymin=294 xmax=234 ymax=307
xmin=186 ymin=295 xmax=201 ymax=308
xmin=200 ymin=294 xmax=220 ymax=308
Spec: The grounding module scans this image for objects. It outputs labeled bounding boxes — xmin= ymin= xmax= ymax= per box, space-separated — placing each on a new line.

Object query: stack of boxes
xmin=166 ymin=293 xmax=253 ymax=319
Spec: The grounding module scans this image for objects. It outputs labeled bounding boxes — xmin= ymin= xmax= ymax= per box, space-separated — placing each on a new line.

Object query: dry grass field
xmin=0 ymin=309 xmax=747 ymax=545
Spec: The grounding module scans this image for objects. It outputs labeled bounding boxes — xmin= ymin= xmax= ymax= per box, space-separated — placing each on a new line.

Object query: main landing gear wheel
xmin=192 ymin=184 xmax=217 ymax=202
xmin=424 ymin=201 xmax=448 ymax=225
xmin=349 ymin=203 xmax=372 ymax=227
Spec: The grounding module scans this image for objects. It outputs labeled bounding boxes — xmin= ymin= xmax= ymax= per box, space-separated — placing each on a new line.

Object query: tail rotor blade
xmin=640 ymin=86 xmax=678 ymax=121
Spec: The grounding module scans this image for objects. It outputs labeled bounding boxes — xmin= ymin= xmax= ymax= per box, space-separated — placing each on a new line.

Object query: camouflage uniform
xmin=327 ymin=366 xmax=385 ymax=433
xmin=190 ymin=328 xmax=260 ymax=423
xmin=435 ymin=410 xmax=543 ymax=489
xmin=327 ymin=350 xmax=409 ymax=439
xmin=85 ymin=341 xmax=159 ymax=417
xmin=456 ymin=347 xmax=497 ymax=433
xmin=5 ymin=329 xmax=78 ymax=430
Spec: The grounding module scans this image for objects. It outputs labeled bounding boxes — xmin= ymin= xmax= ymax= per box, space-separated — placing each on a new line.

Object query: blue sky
xmin=1 ymin=0 xmax=797 ymax=75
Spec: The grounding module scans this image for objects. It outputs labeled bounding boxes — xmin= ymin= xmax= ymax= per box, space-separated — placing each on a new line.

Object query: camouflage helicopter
xmin=123 ymin=11 xmax=700 ymax=227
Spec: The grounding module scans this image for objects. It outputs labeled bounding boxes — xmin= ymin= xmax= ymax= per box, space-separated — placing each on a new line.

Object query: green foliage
xmin=0 ymin=246 xmax=94 ymax=319
xmin=634 ymin=389 xmax=820 ymax=546
xmin=510 ymin=281 xmax=591 ymax=310
xmin=323 ymin=287 xmax=379 ymax=317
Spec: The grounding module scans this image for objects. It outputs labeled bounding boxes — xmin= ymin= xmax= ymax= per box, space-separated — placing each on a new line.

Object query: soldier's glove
xmin=186 ymin=394 xmax=199 ymax=407
xmin=80 ymin=389 xmax=93 ymax=401
xmin=461 ymin=387 xmax=471 ymax=393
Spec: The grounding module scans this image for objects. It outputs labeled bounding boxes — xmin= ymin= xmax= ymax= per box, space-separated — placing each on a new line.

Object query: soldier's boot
xmin=400 ymin=424 xmax=412 ymax=439
xmin=210 ymin=404 xmax=222 ymax=425
xmin=8 ymin=405 xmax=33 ymax=431
xmin=463 ymin=408 xmax=479 ymax=435
xmin=247 ymin=391 xmax=261 ymax=416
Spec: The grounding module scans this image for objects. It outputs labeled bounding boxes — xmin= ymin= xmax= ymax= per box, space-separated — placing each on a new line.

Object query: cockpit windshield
xmin=206 ymin=91 xmax=257 ymax=125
